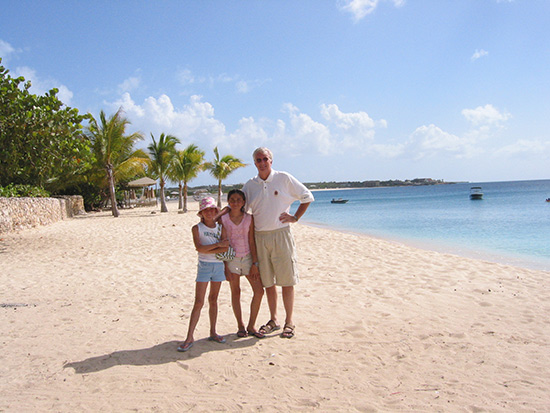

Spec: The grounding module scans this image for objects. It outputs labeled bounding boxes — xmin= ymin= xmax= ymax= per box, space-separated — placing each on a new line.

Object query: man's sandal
xmin=281 ymin=323 xmax=295 ymax=339
xmin=259 ymin=319 xmax=280 ymax=335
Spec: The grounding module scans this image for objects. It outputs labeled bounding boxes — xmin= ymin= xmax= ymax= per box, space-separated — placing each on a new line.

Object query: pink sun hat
xmin=197 ymin=196 xmax=219 ymax=216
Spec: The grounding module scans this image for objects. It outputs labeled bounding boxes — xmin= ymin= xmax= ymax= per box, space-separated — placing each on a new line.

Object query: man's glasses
xmin=255 ymin=157 xmax=270 ymax=163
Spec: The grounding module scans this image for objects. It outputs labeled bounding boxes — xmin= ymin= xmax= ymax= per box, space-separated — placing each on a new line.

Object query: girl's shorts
xmin=226 ymin=254 xmax=253 ymax=276
xmin=196 ymin=261 xmax=226 ymax=282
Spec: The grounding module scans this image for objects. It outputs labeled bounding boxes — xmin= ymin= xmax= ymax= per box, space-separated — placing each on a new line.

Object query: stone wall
xmin=0 ymin=196 xmax=85 ymax=234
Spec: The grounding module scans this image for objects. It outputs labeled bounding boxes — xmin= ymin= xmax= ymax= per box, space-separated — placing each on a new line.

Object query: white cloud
xmin=110 ymin=93 xmax=226 ymax=146
xmin=281 ymin=103 xmax=333 ymax=155
xmin=0 ymin=39 xmax=16 ymax=60
xmin=471 ymin=49 xmax=489 ymax=61
xmin=175 ymin=67 xmax=268 ymax=95
xmin=226 ymin=116 xmax=270 ymax=151
xmin=462 ymin=104 xmax=511 ymax=126
xmin=320 ymin=103 xmax=392 ymax=152
xmin=338 ymin=0 xmax=405 ymax=22
xmin=176 ymin=69 xmax=229 ymax=88
xmin=55 ymin=85 xmax=74 ymax=106
xmin=406 ymin=104 xmax=515 ymax=161
xmin=13 ymin=66 xmax=73 ymax=105
xmin=107 ymin=93 xmax=397 ymax=159
xmin=321 ymin=103 xmax=376 ymax=131
xmin=117 ymin=75 xmax=141 ymax=94
xmin=176 ymin=68 xmax=198 ymax=86
xmin=495 ymin=139 xmax=550 ymax=158
xmin=409 ymin=124 xmax=474 ymax=159
xmin=112 ymin=92 xmax=145 ymax=117
xmin=107 ymin=90 xmax=528 ymax=171
xmin=274 ymin=103 xmax=396 ymax=157
xmin=236 ymin=80 xmax=250 ymax=94
xmin=237 ymin=78 xmax=271 ymax=94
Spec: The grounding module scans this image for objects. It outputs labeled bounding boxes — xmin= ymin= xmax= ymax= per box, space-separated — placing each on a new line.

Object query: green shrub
xmin=0 ymin=184 xmax=50 ymax=197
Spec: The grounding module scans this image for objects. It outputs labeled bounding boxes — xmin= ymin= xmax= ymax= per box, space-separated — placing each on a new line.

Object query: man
xmin=242 ymin=147 xmax=314 ymax=338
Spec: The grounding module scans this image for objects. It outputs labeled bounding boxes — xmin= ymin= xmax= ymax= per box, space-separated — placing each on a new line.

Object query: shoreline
xmin=300 ymin=217 xmax=550 ymax=273
xmin=306 ymin=181 xmax=550 ymax=273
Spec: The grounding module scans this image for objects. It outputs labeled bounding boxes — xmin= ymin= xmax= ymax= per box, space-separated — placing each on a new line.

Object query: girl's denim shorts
xmin=196 ymin=260 xmax=226 ymax=282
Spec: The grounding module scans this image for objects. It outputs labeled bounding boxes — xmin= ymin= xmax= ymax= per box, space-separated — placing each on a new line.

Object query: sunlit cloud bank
xmin=111 ymin=93 xmax=226 ymax=146
xmin=461 ymin=104 xmax=510 ymax=126
xmin=108 ymin=92 xmax=396 ymax=159
xmin=107 ymin=89 xmax=549 ymax=169
xmin=408 ymin=104 xmax=511 ymax=159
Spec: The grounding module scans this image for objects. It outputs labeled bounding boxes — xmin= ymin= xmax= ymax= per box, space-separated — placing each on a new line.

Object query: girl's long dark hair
xmin=228 ymin=189 xmax=246 ymax=212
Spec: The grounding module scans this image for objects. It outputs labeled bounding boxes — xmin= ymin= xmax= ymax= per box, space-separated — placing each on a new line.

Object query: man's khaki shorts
xmin=254 ymin=226 xmax=298 ymax=288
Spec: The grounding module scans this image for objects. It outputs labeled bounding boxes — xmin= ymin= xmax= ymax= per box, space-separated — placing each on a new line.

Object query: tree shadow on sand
xmin=64 ymin=336 xmax=259 ymax=374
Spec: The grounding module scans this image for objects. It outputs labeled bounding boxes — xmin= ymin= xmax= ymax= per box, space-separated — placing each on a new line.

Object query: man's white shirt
xmin=242 ymin=169 xmax=314 ymax=232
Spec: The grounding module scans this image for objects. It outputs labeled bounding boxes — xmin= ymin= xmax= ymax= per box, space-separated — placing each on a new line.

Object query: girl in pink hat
xmin=178 ymin=197 xmax=230 ymax=352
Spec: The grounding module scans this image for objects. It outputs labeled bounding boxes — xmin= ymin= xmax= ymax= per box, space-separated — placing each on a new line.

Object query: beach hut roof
xmin=127 ymin=177 xmax=157 ymax=187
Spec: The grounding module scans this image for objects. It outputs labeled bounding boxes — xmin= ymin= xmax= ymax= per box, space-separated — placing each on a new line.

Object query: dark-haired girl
xmin=221 ymin=189 xmax=265 ymax=338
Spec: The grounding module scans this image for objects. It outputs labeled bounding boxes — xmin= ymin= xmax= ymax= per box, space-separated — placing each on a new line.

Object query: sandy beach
xmin=1 ymin=200 xmax=549 ymax=412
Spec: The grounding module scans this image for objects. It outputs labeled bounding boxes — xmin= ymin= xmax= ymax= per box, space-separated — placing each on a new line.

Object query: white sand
xmin=1 ymin=201 xmax=549 ymax=411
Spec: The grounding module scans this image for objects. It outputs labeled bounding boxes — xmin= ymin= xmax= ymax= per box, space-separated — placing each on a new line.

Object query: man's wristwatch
xmin=253 ymin=262 xmax=259 ymax=267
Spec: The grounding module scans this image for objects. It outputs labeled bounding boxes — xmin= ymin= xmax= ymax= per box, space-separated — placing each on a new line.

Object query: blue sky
xmin=1 ymin=0 xmax=549 ymax=186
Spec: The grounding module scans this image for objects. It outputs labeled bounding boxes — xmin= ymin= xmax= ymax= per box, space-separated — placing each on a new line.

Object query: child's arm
xmin=248 ymin=216 xmax=260 ymax=279
xmin=192 ymin=224 xmax=229 ymax=254
xmin=214 ymin=206 xmax=230 ymax=223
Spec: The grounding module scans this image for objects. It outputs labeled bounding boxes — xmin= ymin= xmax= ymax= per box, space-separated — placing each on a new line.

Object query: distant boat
xmin=470 ymin=186 xmax=483 ymax=200
xmin=331 ymin=198 xmax=349 ymax=204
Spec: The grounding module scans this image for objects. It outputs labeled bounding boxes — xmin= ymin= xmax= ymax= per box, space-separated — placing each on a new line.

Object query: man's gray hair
xmin=252 ymin=147 xmax=273 ymax=161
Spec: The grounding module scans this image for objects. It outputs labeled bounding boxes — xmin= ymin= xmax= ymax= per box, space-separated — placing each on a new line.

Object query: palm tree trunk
xmin=178 ymin=182 xmax=183 ymax=210
xmin=217 ymin=180 xmax=223 ymax=208
xmin=160 ymin=179 xmax=168 ymax=213
xmin=106 ymin=165 xmax=119 ymax=217
xmin=183 ymin=181 xmax=188 ymax=212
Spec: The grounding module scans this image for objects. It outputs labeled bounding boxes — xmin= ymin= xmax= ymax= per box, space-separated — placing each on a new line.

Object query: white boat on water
xmin=331 ymin=198 xmax=349 ymax=204
xmin=470 ymin=186 xmax=483 ymax=200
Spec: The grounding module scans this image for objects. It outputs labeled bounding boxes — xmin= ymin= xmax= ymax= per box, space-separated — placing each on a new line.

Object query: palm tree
xmin=169 ymin=144 xmax=206 ymax=212
xmin=86 ymin=109 xmax=146 ymax=217
xmin=204 ymin=147 xmax=246 ymax=208
xmin=148 ymin=133 xmax=180 ymax=212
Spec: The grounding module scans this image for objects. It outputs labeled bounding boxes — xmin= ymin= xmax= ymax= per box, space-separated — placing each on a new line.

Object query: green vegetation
xmin=8 ymin=55 xmax=447 ymax=213
xmin=0 ymin=59 xmax=90 ymax=193
xmin=148 ymin=133 xmax=180 ymax=213
xmin=86 ymin=109 xmax=148 ymax=217
xmin=304 ymin=178 xmax=452 ymax=189
xmin=0 ymin=59 xmax=245 ymax=214
xmin=0 ymin=184 xmax=50 ymax=198
xmin=169 ymin=144 xmax=206 ymax=212
xmin=204 ymin=147 xmax=246 ymax=208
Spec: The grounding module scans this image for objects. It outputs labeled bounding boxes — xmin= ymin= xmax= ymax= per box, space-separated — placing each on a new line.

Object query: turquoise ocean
xmin=293 ymin=180 xmax=550 ymax=271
